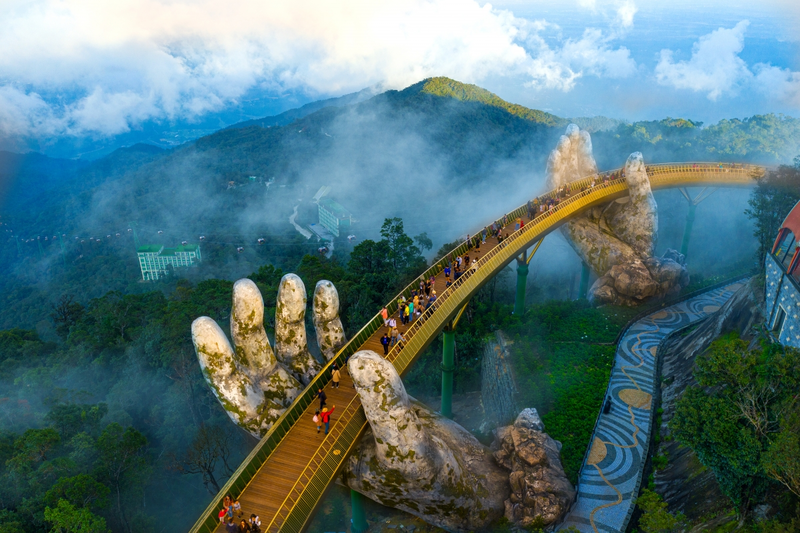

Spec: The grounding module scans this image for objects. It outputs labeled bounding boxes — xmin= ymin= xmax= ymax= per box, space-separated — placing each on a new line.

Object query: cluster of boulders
xmin=492 ymin=409 xmax=576 ymax=528
xmin=546 ymin=124 xmax=689 ymax=306
xmin=590 ymin=249 xmax=690 ymax=306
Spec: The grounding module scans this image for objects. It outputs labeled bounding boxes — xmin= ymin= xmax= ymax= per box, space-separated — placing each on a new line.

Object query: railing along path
xmin=189 ymin=162 xmax=764 ymax=533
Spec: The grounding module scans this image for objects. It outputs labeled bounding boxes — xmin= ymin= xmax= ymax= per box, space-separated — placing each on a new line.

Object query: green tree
xmin=670 ymin=335 xmax=800 ymax=513
xmin=44 ymin=499 xmax=108 ymax=533
xmin=380 ymin=218 xmax=424 ymax=272
xmin=45 ymin=403 xmax=108 ymax=440
xmin=94 ymin=424 xmax=147 ymax=533
xmin=745 ymin=164 xmax=800 ymax=267
xmin=6 ymin=428 xmax=61 ymax=472
xmin=635 ymin=489 xmax=686 ymax=533
xmin=414 ymin=232 xmax=433 ymax=252
xmin=348 ymin=239 xmax=392 ymax=278
xmin=50 ymin=295 xmax=85 ymax=340
xmin=44 ymin=474 xmax=110 ymax=510
xmin=761 ymin=403 xmax=800 ymax=498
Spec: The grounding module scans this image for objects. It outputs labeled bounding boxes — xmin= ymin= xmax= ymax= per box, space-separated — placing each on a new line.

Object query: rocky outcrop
xmin=546 ymin=125 xmax=687 ymax=305
xmin=656 ymin=278 xmax=762 ymax=521
xmin=481 ymin=331 xmax=518 ymax=429
xmin=492 ymin=409 xmax=575 ymax=529
xmin=589 ymin=250 xmax=690 ymax=306
xmin=192 ymin=275 xmax=347 ymax=438
xmin=343 ymin=350 xmax=510 ymax=532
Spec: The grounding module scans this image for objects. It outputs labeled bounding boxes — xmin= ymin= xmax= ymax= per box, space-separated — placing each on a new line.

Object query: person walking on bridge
xmin=381 ymin=333 xmax=390 ymax=355
xmin=317 ymin=388 xmax=327 ymax=411
xmin=380 ymin=306 xmax=389 ymax=325
xmin=321 ymin=405 xmax=335 ymax=435
xmin=332 ymin=366 xmax=341 ymax=388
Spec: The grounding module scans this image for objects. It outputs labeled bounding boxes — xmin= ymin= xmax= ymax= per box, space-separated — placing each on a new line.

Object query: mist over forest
xmin=1 ymin=77 xmax=798 ymax=533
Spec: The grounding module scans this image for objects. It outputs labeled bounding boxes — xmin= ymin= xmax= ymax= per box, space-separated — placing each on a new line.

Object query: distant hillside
xmin=412 ymin=77 xmax=566 ymax=126
xmin=2 ymin=143 xmax=166 ymax=216
xmin=226 ymin=86 xmax=381 ymax=130
xmin=570 ymin=116 xmax=625 ymax=132
xmin=0 ymin=152 xmax=86 ymax=210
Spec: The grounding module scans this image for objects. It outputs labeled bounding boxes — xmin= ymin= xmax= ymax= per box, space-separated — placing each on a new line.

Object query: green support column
xmin=680 ymin=203 xmax=696 ymax=257
xmin=441 ymin=328 xmax=455 ymax=419
xmin=351 ymin=489 xmax=368 ymax=532
xmin=514 ymin=259 xmax=529 ymax=315
xmin=578 ymin=261 xmax=590 ymax=300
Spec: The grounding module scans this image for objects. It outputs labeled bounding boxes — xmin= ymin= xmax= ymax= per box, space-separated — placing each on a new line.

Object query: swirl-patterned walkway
xmin=559 ymin=282 xmax=744 ymax=533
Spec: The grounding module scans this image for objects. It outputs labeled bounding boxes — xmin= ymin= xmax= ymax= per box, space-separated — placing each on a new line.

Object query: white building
xmin=137 ymin=244 xmax=202 ymax=281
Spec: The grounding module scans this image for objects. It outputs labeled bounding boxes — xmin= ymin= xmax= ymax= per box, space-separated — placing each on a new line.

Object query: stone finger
xmin=191 ymin=316 xmax=263 ymax=435
xmin=312 ymin=280 xmax=347 ymax=362
xmin=605 ymin=152 xmax=658 ymax=258
xmin=546 ymin=124 xmax=598 ymax=190
xmin=347 ymin=350 xmax=435 ymax=477
xmin=274 ymin=273 xmax=321 ymax=385
xmin=231 ymin=278 xmax=277 ymax=380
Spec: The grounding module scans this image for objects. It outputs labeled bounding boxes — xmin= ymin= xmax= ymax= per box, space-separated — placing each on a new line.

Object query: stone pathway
xmin=559 ymin=282 xmax=744 ymax=533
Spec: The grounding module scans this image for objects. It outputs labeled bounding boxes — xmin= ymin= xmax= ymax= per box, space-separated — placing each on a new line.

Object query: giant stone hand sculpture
xmin=191 ymin=274 xmax=346 ymax=438
xmin=343 ymin=350 xmax=510 ymax=532
xmin=547 ymin=124 xmax=688 ymax=305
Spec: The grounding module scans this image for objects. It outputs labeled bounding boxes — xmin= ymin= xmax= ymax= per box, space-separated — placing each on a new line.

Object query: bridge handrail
xmin=188 ymin=162 xmax=764 ymax=533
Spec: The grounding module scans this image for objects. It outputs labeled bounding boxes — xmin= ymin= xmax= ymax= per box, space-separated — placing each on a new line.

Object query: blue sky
xmin=0 ymin=0 xmax=798 ymax=150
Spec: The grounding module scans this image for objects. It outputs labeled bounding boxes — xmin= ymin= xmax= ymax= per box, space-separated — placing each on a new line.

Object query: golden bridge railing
xmin=188 ymin=162 xmax=764 ymax=533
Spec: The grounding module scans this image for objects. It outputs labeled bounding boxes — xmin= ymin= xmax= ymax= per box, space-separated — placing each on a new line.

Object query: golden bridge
xmin=189 ymin=162 xmax=764 ymax=533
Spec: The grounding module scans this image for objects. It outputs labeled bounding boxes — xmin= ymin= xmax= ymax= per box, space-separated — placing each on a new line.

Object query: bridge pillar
xmin=441 ymin=327 xmax=455 ymax=419
xmin=351 ymin=489 xmax=368 ymax=532
xmin=514 ymin=255 xmax=529 ymax=315
xmin=680 ymin=203 xmax=696 ymax=258
xmin=578 ymin=261 xmax=590 ymax=300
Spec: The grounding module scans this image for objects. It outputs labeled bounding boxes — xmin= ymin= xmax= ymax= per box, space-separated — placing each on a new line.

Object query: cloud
xmin=655 ymin=21 xmax=751 ymax=100
xmin=655 ymin=20 xmax=800 ymax=106
xmin=0 ymin=0 xmax=638 ymax=140
xmin=753 ymin=64 xmax=800 ymax=107
xmin=615 ymin=1 xmax=638 ymax=30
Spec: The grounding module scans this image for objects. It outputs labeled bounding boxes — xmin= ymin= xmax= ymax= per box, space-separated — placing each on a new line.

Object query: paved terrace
xmin=560 ymin=282 xmax=747 ymax=533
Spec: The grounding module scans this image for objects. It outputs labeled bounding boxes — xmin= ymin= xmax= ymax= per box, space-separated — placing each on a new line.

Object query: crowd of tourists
xmin=218 ymin=494 xmax=262 ymax=532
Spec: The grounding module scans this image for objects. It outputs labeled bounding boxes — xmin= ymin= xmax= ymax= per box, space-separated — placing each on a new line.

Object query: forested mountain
xmin=1 ymin=77 xmax=798 ymax=336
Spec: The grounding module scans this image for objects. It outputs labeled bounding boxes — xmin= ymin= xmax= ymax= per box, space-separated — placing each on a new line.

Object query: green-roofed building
xmin=137 ymin=244 xmax=202 ymax=281
xmin=318 ymin=197 xmax=352 ymax=237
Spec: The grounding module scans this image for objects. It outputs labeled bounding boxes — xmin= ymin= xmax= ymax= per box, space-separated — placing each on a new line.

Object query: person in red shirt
xmin=320 ymin=406 xmax=335 ymax=435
